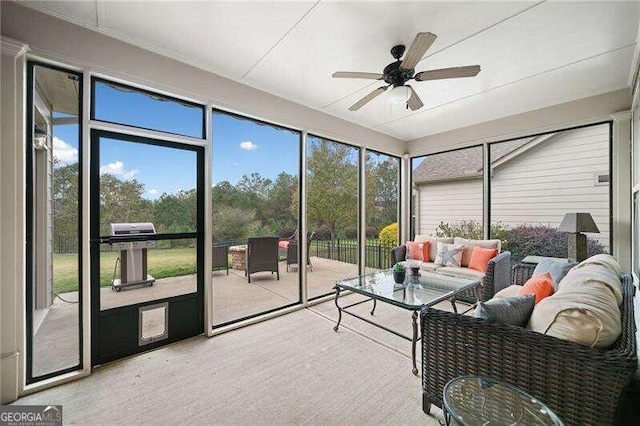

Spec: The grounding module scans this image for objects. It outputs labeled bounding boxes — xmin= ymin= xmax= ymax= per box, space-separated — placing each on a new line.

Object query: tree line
xmin=52 ymin=141 xmax=399 ymax=245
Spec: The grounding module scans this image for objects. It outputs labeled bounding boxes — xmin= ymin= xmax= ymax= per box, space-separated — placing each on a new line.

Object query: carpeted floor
xmin=16 ymin=307 xmax=443 ymax=425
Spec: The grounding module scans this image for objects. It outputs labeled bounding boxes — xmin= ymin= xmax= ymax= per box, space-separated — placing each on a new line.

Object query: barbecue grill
xmin=110 ymin=223 xmax=156 ymax=292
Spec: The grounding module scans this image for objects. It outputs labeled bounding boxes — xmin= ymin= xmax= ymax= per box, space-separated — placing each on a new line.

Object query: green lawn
xmin=53 ymin=248 xmax=197 ymax=294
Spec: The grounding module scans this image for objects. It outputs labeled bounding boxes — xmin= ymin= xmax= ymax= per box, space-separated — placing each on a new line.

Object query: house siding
xmin=416 ymin=124 xmax=611 ymax=249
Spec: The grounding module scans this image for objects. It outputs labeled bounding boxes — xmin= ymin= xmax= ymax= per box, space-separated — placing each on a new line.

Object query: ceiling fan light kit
xmin=332 ymin=32 xmax=481 ymax=112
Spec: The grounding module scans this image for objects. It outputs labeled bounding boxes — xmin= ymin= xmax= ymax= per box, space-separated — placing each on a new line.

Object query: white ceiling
xmin=23 ymin=1 xmax=640 ymax=141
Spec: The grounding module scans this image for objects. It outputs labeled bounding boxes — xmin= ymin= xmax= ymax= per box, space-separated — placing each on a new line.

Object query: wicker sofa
xmin=420 ymin=263 xmax=638 ymax=425
xmin=391 ymin=244 xmax=511 ymax=302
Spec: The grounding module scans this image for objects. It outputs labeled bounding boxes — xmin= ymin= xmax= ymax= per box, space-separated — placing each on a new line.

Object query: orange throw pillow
xmin=468 ymin=246 xmax=499 ymax=273
xmin=518 ymin=272 xmax=555 ymax=304
xmin=405 ymin=241 xmax=430 ymax=262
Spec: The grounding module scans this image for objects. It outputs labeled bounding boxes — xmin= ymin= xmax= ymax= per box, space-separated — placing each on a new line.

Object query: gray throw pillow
xmin=533 ymin=258 xmax=577 ymax=289
xmin=474 ymin=295 xmax=535 ymax=327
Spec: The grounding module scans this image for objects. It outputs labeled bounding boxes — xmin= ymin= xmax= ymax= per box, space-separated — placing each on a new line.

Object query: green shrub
xmin=379 ymin=223 xmax=398 ymax=247
xmin=435 ymin=220 xmax=606 ymax=263
xmin=314 ymin=224 xmax=332 ymax=240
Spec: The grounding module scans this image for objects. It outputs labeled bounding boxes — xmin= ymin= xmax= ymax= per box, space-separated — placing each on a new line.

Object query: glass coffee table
xmin=333 ymin=269 xmax=480 ymax=375
xmin=443 ymin=376 xmax=563 ymax=425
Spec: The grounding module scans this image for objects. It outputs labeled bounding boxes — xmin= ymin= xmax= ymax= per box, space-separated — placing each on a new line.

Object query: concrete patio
xmin=32 ymin=257 xmax=363 ymax=376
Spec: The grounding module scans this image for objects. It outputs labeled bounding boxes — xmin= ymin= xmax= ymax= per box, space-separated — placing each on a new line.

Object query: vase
xmin=393 ymin=271 xmax=405 ymax=284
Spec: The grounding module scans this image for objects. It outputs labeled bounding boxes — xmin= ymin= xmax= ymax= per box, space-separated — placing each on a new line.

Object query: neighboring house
xmin=412 ymin=124 xmax=610 ymax=249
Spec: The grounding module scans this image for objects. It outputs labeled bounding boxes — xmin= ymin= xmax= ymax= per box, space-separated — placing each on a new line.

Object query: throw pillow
xmin=468 ymin=246 xmax=499 ymax=273
xmin=518 ymin=272 xmax=555 ymax=304
xmin=453 ymin=237 xmax=501 ymax=267
xmin=475 ymin=295 xmax=535 ymax=327
xmin=434 ymin=242 xmax=464 ymax=267
xmin=405 ymin=241 xmax=429 ymax=262
xmin=533 ymin=258 xmax=577 ymax=289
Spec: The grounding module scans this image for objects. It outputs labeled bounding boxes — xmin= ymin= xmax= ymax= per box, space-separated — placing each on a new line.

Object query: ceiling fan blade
xmin=348 ymin=86 xmax=387 ymax=111
xmin=406 ymin=85 xmax=424 ymax=111
xmin=415 ymin=65 xmax=481 ymax=81
xmin=400 ymin=32 xmax=437 ymax=70
xmin=332 ymin=71 xmax=383 ymax=80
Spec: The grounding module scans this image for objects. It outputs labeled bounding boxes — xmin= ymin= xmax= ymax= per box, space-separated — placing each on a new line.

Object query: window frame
xmin=91 ymin=77 xmax=207 ymax=140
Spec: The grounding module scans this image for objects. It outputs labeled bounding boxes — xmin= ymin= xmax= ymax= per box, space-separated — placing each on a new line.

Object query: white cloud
xmin=232 ymin=162 xmax=240 ymax=166
xmin=148 ymin=189 xmax=159 ymax=196
xmin=100 ymin=161 xmax=139 ymax=180
xmin=52 ymin=137 xmax=78 ymax=165
xmin=239 ymin=141 xmax=257 ymax=151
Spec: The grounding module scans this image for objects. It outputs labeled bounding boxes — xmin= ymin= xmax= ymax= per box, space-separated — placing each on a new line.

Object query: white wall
xmin=491 ymin=125 xmax=610 ymax=248
xmin=416 ymin=179 xmax=482 ymax=236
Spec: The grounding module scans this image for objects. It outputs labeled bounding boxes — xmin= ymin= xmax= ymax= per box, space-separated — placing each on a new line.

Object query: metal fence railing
xmin=55 ymin=235 xmax=397 ymax=270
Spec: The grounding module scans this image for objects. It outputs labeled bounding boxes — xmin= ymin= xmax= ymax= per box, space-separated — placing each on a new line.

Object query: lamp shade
xmin=557 ymin=213 xmax=600 ymax=233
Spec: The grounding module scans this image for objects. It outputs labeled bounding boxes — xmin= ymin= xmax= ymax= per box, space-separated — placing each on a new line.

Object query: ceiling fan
xmin=332 ymin=32 xmax=481 ymax=111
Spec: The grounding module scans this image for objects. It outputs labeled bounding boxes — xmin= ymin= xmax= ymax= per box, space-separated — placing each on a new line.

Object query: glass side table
xmin=443 ymin=376 xmax=564 ymax=426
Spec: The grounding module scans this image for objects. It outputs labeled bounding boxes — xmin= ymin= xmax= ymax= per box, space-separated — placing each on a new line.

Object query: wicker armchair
xmin=286 ymin=232 xmax=315 ymax=272
xmin=212 ymin=244 xmax=229 ymax=275
xmin=246 ymin=237 xmax=280 ymax=283
xmin=390 ymin=245 xmax=511 ymax=302
xmin=421 ymin=264 xmax=637 ymax=425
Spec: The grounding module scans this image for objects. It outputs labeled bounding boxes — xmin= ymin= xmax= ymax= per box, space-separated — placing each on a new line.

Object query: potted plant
xmin=392 ymin=263 xmax=406 ymax=284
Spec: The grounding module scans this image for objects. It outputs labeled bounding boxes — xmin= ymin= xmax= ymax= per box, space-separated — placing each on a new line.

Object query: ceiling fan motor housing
xmin=383 ymin=60 xmax=414 ymax=86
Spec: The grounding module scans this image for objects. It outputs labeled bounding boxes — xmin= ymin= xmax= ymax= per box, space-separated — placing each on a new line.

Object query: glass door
xmin=90 ymin=130 xmax=204 ymax=365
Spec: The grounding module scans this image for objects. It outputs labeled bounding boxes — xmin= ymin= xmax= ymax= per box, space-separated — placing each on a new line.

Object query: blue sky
xmin=52 ymin=84 xmax=300 ymax=200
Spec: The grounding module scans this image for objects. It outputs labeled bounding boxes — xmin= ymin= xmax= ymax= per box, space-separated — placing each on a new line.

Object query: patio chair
xmin=286 ymin=232 xmax=315 ymax=272
xmin=212 ymin=244 xmax=229 ymax=275
xmin=246 ymin=236 xmax=280 ymax=283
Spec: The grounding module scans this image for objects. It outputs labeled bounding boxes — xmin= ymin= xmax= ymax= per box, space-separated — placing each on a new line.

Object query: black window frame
xmin=211 ymin=108 xmax=304 ymax=329
xmin=26 ymin=60 xmax=84 ymax=384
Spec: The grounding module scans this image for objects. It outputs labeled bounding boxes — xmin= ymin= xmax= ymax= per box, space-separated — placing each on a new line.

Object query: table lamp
xmin=557 ymin=213 xmax=600 ymax=262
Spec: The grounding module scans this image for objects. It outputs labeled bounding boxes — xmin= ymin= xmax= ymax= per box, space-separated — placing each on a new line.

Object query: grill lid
xmin=110 ymin=222 xmax=156 ymax=236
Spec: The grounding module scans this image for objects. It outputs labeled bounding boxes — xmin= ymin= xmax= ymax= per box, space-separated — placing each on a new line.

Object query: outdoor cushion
xmin=475 ymin=295 xmax=535 ymax=327
xmin=468 ymin=246 xmax=499 ymax=273
xmin=528 ymin=262 xmax=622 ymax=347
xmin=437 ymin=266 xmax=485 ymax=280
xmin=573 ymin=253 xmax=621 ymax=276
xmin=278 ymin=240 xmax=290 ymax=249
xmin=493 ymin=285 xmax=522 ymax=299
xmin=419 ymin=262 xmax=439 ymax=272
xmin=453 ymin=237 xmax=501 ymax=267
xmin=533 ymin=258 xmax=577 ymax=289
xmin=518 ymin=272 xmax=554 ymax=304
xmin=414 ymin=236 xmax=453 ymax=262
xmin=434 ymin=242 xmax=464 ymax=267
xmin=405 ymin=241 xmax=430 ymax=262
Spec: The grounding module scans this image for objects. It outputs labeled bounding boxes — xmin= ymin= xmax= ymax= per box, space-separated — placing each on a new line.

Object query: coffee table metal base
xmin=333 ymin=285 xmax=422 ymax=375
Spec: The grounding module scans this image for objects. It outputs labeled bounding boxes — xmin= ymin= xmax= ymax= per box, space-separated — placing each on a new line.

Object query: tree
xmin=99 ymin=174 xmax=153 ymax=235
xmin=52 ymin=161 xmax=80 ymax=239
xmin=152 ymin=189 xmax=197 ymax=234
xmin=303 ymin=138 xmax=358 ymax=239
xmin=367 ymin=154 xmax=399 ymax=230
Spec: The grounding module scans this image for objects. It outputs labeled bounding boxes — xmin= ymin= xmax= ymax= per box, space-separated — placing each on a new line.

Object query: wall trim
xmin=1 ymin=36 xmax=29 ymax=58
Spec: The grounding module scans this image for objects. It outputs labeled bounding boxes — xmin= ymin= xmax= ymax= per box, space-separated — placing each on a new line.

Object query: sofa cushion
xmin=434 ymin=242 xmax=464 ymax=267
xmin=475 ymin=295 xmax=535 ymax=327
xmin=437 ymin=266 xmax=485 ymax=280
xmin=573 ymin=253 xmax=621 ymax=276
xmin=494 ymin=285 xmax=523 ymax=299
xmin=405 ymin=241 xmax=430 ymax=262
xmin=528 ymin=261 xmax=622 ymax=348
xmin=468 ymin=246 xmax=499 ymax=273
xmin=414 ymin=236 xmax=453 ymax=262
xmin=453 ymin=237 xmax=501 ymax=267
xmin=518 ymin=272 xmax=554 ymax=304
xmin=419 ymin=262 xmax=440 ymax=272
xmin=533 ymin=258 xmax=577 ymax=289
